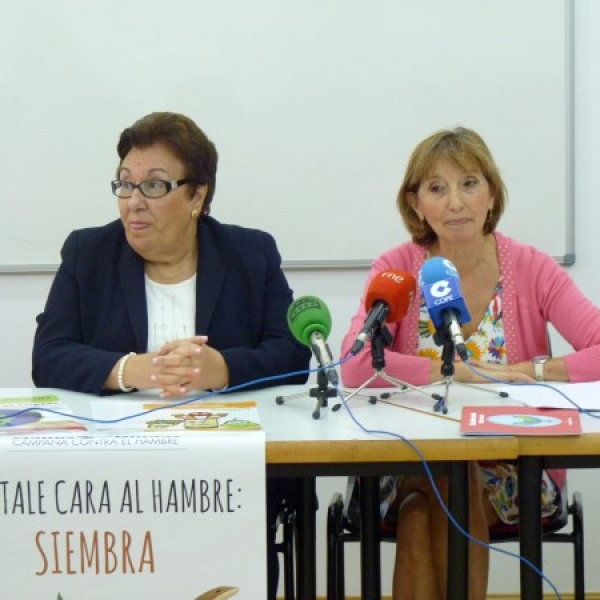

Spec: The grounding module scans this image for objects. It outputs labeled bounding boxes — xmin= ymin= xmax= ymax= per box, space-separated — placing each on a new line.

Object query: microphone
xmin=287 ymin=296 xmax=339 ymax=385
xmin=419 ymin=257 xmax=471 ymax=360
xmin=350 ymin=270 xmax=416 ymax=355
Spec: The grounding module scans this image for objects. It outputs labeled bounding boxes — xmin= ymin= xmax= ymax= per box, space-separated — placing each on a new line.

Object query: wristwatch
xmin=533 ymin=355 xmax=551 ymax=382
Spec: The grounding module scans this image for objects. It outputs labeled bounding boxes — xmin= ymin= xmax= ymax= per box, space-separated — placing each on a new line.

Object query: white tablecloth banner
xmin=0 ymin=431 xmax=266 ymax=599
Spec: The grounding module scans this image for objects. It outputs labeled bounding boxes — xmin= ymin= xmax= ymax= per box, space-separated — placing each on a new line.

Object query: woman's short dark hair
xmin=117 ymin=112 xmax=218 ymax=215
xmin=397 ymin=127 xmax=507 ymax=246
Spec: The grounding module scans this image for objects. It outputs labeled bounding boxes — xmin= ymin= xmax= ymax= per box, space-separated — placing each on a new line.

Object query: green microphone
xmin=287 ymin=296 xmax=338 ymax=385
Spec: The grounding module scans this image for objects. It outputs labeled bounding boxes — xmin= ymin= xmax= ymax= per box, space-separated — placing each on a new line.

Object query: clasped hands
xmin=150 ymin=335 xmax=229 ymax=398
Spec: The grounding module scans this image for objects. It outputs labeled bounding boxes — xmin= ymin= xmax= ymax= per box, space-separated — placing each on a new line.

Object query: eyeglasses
xmin=111 ymin=179 xmax=192 ymax=199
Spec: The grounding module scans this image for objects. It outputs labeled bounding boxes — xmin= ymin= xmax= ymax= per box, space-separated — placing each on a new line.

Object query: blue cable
xmin=3 ymin=354 xmax=581 ymax=598
xmin=330 ymin=354 xmax=572 ymax=600
xmin=0 ymin=366 xmax=320 ymax=424
xmin=462 ymin=358 xmax=600 ymax=418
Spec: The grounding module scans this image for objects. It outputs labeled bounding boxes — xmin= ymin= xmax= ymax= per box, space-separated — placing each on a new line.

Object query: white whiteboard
xmin=0 ymin=0 xmax=573 ymax=271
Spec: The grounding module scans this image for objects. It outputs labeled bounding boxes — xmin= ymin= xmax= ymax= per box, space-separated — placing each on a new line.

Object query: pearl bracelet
xmin=117 ymin=352 xmax=137 ymax=393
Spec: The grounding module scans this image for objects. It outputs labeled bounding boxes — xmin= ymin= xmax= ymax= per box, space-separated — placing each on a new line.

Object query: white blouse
xmin=145 ymin=273 xmax=196 ymax=352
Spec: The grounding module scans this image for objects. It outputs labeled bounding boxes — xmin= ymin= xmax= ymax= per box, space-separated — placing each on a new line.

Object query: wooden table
xmin=259 ymin=385 xmax=519 ymax=600
xmin=0 ymin=385 xmax=519 ymax=600
xmin=517 ymin=421 xmax=600 ymax=599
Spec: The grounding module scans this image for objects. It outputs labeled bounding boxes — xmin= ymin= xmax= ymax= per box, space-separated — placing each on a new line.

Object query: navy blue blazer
xmin=33 ymin=216 xmax=311 ymax=394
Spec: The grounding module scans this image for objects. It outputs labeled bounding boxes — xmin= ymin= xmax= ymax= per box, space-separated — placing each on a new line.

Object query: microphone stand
xmin=337 ymin=322 xmax=445 ymax=409
xmin=276 ymin=334 xmax=375 ymax=419
xmin=432 ymin=323 xmax=509 ymax=413
xmin=381 ymin=322 xmax=508 ymax=413
xmin=275 ymin=368 xmax=339 ymax=420
xmin=432 ymin=334 xmax=457 ymax=414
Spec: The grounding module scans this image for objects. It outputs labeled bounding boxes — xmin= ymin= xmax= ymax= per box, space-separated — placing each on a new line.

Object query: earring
xmin=191 ymin=209 xmax=199 ymax=219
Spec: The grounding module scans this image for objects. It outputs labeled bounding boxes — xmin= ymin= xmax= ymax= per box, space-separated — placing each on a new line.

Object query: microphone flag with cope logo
xmin=419 ymin=257 xmax=471 ymax=331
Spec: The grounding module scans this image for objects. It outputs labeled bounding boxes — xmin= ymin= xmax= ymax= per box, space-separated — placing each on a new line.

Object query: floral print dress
xmin=416 ymin=279 xmax=559 ymax=524
xmin=347 ymin=280 xmax=560 ymax=532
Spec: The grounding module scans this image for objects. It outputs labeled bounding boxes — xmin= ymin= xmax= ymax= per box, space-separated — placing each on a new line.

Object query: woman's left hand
xmin=150 ymin=335 xmax=229 ymax=397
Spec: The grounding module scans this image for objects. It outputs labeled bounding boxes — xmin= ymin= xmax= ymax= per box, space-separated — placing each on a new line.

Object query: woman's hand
xmin=453 ymin=359 xmax=535 ymax=384
xmin=151 ymin=335 xmax=230 ymax=397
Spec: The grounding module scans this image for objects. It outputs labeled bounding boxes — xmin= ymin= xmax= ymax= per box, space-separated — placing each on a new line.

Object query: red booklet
xmin=460 ymin=405 xmax=581 ymax=436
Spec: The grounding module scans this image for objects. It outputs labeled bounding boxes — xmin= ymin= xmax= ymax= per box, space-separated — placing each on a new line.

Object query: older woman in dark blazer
xmin=33 ymin=111 xmax=310 ymax=600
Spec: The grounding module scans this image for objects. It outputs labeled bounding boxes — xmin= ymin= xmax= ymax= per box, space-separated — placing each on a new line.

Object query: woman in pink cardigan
xmin=341 ymin=127 xmax=600 ymax=600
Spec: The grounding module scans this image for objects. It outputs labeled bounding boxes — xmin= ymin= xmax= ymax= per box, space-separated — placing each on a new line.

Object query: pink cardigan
xmin=341 ymin=231 xmax=600 ymax=387
xmin=341 ymin=232 xmax=600 ymax=491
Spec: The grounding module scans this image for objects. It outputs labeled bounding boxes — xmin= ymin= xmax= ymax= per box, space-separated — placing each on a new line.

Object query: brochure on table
xmin=0 ymin=393 xmax=86 ymax=435
xmin=90 ymin=398 xmax=263 ymax=434
xmin=460 ymin=405 xmax=581 ymax=436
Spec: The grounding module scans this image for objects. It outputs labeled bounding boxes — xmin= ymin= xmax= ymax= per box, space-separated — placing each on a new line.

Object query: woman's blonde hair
xmin=397 ymin=127 xmax=507 ymax=246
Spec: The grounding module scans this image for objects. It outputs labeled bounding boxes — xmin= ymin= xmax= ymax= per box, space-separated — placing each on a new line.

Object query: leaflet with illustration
xmin=0 ymin=394 xmax=87 ymax=435
xmin=460 ymin=405 xmax=581 ymax=436
xmin=91 ymin=400 xmax=262 ymax=433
